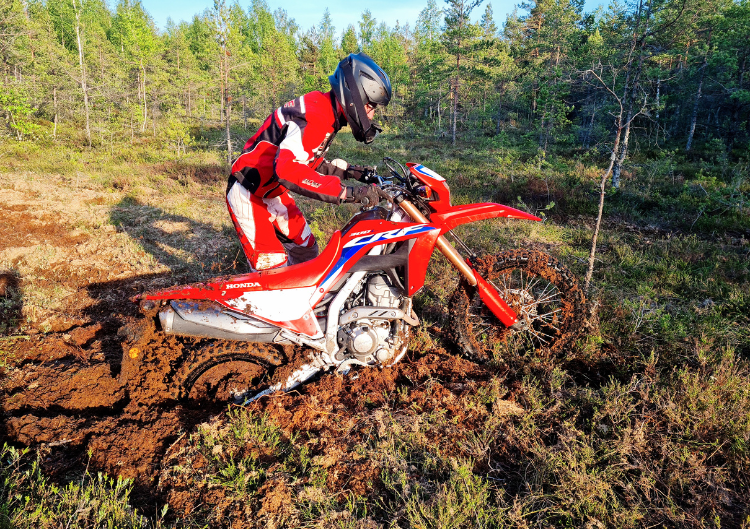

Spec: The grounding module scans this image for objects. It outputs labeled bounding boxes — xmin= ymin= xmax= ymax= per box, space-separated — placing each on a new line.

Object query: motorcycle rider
xmin=227 ymin=52 xmax=392 ymax=271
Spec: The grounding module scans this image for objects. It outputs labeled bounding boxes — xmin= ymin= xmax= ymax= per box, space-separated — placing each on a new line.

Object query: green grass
xmin=0 ymin=445 xmax=163 ymax=529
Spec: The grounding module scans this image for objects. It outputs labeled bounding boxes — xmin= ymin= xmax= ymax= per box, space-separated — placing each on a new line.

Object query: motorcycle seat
xmin=259 ymin=231 xmax=343 ymax=290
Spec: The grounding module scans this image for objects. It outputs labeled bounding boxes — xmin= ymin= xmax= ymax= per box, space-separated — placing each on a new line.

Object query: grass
xmin=0 ymin=445 xmax=163 ymax=529
xmin=1 ymin=123 xmax=749 ymax=527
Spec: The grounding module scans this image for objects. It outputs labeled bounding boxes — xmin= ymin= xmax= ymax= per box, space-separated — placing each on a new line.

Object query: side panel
xmin=222 ymin=285 xmax=318 ymax=322
xmin=431 ymin=203 xmax=541 ymax=233
xmin=219 ymin=286 xmax=322 ymax=337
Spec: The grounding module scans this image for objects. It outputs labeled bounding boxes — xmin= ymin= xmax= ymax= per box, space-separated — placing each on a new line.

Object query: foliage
xmin=0 ymin=88 xmax=42 ymax=140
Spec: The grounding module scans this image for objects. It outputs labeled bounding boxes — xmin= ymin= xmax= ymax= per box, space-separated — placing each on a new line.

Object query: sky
xmin=137 ymin=0 xmax=608 ymax=35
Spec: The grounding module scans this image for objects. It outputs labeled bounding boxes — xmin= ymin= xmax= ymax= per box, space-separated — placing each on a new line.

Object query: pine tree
xmin=414 ymin=0 xmax=448 ymax=129
xmin=341 ymin=25 xmax=358 ymax=54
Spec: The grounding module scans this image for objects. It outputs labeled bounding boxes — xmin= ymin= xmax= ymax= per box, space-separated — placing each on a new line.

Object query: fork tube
xmin=397 ymin=199 xmax=478 ymax=286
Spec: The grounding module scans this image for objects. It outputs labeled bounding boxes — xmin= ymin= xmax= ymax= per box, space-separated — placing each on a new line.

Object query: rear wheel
xmin=173 ymin=343 xmax=280 ymax=402
xmin=449 ymin=250 xmax=585 ymax=362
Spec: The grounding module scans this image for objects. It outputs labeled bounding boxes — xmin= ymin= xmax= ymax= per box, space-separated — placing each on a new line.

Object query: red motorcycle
xmin=129 ymin=158 xmax=584 ymax=402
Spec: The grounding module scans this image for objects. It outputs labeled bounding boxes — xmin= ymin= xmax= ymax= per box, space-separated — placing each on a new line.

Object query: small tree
xmin=442 ymin=0 xmax=483 ymax=145
xmin=162 ymin=109 xmax=193 ymax=155
xmin=0 ymin=87 xmax=41 ymax=140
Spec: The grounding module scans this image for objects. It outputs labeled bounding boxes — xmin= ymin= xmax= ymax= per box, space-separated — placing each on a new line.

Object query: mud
xmin=157 ymin=349 xmax=509 ymax=524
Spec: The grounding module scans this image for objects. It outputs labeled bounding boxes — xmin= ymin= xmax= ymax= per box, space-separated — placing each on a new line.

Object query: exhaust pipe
xmin=159 ymin=301 xmax=280 ymax=342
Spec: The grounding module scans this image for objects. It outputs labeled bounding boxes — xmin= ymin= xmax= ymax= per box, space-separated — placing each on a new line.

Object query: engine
xmin=336 ymin=274 xmax=410 ymax=366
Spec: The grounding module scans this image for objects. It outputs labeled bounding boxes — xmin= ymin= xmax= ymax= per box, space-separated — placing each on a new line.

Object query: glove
xmin=345 ymin=184 xmax=381 ymax=207
xmin=347 ymin=164 xmax=376 ymax=183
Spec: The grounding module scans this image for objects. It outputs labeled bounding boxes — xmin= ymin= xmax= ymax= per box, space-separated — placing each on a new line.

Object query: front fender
xmin=430 ymin=203 xmax=541 ymax=233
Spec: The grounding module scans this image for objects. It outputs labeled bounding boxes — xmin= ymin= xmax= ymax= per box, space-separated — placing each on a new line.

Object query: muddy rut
xmin=1 ymin=312 xmax=217 ymax=485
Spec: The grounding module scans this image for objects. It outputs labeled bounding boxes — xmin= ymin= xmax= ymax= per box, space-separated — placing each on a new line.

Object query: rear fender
xmin=431 ymin=203 xmax=541 ymax=233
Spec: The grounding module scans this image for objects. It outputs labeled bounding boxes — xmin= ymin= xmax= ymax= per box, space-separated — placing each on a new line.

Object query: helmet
xmin=329 ymin=53 xmax=392 ymax=144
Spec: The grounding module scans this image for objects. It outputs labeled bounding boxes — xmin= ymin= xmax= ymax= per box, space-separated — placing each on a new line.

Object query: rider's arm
xmin=273 ymin=110 xmax=345 ymax=203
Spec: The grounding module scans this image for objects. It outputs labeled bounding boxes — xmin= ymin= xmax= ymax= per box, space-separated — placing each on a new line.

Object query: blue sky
xmin=137 ymin=0 xmax=607 ymax=34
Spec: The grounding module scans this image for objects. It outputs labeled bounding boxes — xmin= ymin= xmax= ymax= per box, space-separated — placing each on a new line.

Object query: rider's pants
xmin=226 ymin=181 xmax=319 ymax=271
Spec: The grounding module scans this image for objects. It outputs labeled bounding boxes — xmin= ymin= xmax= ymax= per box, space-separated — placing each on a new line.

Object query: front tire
xmin=449 ymin=250 xmax=585 ymax=362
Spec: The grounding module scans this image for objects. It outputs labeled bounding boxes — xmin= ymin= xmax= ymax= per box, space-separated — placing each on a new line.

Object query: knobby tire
xmin=449 ymin=249 xmax=585 ymax=362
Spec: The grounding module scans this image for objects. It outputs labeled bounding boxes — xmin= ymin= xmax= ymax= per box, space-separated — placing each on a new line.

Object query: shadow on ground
xmin=109 ymin=196 xmax=245 ymax=279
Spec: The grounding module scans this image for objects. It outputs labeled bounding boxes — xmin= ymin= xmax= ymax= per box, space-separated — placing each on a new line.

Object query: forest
xmin=1 ymin=0 xmax=750 ymax=527
xmin=0 ymin=0 xmax=748 ymax=165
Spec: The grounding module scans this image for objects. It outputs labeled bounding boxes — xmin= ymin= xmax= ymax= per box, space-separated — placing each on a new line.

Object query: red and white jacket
xmin=230 ymin=90 xmax=349 ymax=203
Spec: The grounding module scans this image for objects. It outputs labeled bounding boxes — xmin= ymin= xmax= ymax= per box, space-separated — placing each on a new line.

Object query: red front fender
xmin=430 ymin=203 xmax=541 ymax=233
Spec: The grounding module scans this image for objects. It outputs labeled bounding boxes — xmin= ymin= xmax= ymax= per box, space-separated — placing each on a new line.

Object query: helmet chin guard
xmin=329 ymin=53 xmax=392 ymax=144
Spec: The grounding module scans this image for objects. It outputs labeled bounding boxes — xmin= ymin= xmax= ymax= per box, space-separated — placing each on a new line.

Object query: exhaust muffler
xmin=159 ymin=301 xmax=280 ymax=342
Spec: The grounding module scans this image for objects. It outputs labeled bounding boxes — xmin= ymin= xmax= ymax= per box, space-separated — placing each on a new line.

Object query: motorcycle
xmin=126 ymin=158 xmax=585 ymax=403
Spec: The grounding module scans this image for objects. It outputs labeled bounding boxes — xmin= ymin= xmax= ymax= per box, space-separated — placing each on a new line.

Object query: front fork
xmin=396 ymin=199 xmax=520 ymax=328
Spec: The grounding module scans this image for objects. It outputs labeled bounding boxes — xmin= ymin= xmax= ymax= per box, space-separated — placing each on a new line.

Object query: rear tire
xmin=449 ymin=250 xmax=585 ymax=362
xmin=173 ymin=343 xmax=278 ymax=402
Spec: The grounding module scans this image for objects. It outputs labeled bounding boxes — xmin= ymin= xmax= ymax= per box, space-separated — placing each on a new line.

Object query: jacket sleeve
xmin=274 ymin=118 xmax=344 ymax=203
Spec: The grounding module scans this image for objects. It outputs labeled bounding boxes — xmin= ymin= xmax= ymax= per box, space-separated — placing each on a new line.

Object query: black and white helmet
xmin=329 ymin=53 xmax=392 ymax=144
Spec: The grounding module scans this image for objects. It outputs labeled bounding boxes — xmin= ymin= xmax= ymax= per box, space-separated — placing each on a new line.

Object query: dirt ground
xmin=0 ymin=172 xmax=529 ymax=520
xmin=0 ymin=173 xmax=240 ymax=494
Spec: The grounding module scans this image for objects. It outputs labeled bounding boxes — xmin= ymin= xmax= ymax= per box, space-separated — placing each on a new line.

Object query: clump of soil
xmin=0 ymin=270 xmax=19 ymax=297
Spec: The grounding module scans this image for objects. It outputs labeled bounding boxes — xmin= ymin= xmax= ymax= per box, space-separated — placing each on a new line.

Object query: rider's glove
xmin=347 ymin=164 xmax=376 ymax=183
xmin=345 ymin=184 xmax=380 ymax=207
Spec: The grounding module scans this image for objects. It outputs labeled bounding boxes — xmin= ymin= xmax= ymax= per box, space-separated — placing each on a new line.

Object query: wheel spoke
xmin=453 ymin=252 xmax=583 ymax=360
xmin=530 ymin=290 xmax=562 ymax=306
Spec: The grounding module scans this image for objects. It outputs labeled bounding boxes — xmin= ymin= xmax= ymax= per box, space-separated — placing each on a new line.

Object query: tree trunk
xmin=223 ymin=56 xmax=232 ymax=164
xmin=141 ymin=60 xmax=147 ymax=133
xmin=225 ymin=92 xmax=232 ymax=164
xmin=612 ymin=104 xmax=633 ymax=188
xmin=437 ymin=84 xmax=442 ymax=133
xmin=451 ymin=76 xmax=458 ymax=145
xmin=585 ymin=124 xmax=623 ymax=291
xmin=73 ymin=0 xmax=91 ymax=147
xmin=53 ymin=87 xmax=57 ymax=139
xmin=452 ymin=47 xmax=460 ymax=146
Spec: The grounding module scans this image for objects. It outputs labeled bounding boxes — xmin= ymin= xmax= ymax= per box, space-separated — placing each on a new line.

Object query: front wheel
xmin=449 ymin=250 xmax=585 ymax=362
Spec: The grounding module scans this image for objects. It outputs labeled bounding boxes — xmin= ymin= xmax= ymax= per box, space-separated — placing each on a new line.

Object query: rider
xmin=227 ymin=52 xmax=392 ymax=271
